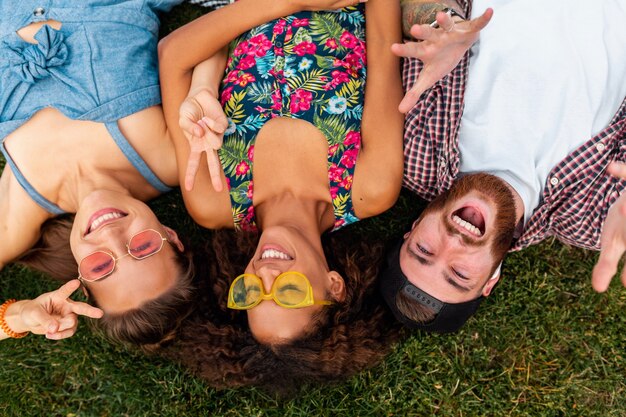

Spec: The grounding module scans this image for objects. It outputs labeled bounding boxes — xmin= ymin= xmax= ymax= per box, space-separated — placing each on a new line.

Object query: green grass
xmin=1 ymin=4 xmax=625 ymax=416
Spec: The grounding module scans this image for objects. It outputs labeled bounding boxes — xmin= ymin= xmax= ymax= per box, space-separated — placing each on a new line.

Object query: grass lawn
xmin=1 ymin=4 xmax=625 ymax=416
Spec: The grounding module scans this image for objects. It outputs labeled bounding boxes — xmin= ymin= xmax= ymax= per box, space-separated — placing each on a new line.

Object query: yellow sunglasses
xmin=227 ymin=271 xmax=334 ymax=310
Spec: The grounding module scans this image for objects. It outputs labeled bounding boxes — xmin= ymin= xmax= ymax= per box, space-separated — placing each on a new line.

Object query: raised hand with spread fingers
xmin=392 ymin=7 xmax=493 ymax=113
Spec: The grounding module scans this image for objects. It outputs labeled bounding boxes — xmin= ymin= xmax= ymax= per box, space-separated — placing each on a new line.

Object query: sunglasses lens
xmin=128 ymin=229 xmax=164 ymax=259
xmin=79 ymin=251 xmax=115 ymax=281
xmin=231 ymin=275 xmax=262 ymax=308
xmin=275 ymin=273 xmax=309 ymax=306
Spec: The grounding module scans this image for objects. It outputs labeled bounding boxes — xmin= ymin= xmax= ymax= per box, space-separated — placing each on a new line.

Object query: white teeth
xmin=452 ymin=215 xmax=482 ymax=236
xmin=261 ymin=249 xmax=292 ymax=260
xmin=89 ymin=212 xmax=124 ymax=232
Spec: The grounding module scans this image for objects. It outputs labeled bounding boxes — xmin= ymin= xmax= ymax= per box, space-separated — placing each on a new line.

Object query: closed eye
xmin=416 ymin=244 xmax=433 ymax=256
xmin=452 ymin=268 xmax=468 ymax=280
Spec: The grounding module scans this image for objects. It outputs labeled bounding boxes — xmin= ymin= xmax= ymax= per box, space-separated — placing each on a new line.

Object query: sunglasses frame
xmin=227 ymin=271 xmax=334 ymax=310
xmin=77 ymin=228 xmax=168 ymax=283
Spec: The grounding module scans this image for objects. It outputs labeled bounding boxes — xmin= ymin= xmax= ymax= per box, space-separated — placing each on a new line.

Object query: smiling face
xmin=400 ymin=174 xmax=517 ymax=303
xmin=69 ymin=190 xmax=184 ymax=314
xmin=242 ymin=225 xmax=345 ymax=344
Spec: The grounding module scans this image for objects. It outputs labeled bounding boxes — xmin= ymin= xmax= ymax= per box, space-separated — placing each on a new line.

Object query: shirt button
xmin=33 ymin=7 xmax=46 ymax=16
xmin=550 ymin=177 xmax=559 ymax=186
xmin=596 ymin=143 xmax=606 ymax=152
xmin=275 ymin=41 xmax=283 ymax=48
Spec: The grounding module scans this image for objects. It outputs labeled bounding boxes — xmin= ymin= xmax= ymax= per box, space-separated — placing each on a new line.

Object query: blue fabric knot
xmin=9 ymin=25 xmax=68 ymax=84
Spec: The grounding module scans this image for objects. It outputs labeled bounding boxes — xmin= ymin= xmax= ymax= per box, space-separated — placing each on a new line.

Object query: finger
xmin=201 ymin=116 xmax=227 ymax=135
xmin=206 ymin=150 xmax=224 ymax=193
xmin=410 ymin=23 xmax=435 ymax=41
xmin=46 ymin=328 xmax=77 ymax=340
xmin=184 ymin=149 xmax=203 ymax=191
xmin=398 ymin=87 xmax=422 ymax=113
xmin=56 ymin=315 xmax=77 ymax=332
xmin=391 ymin=41 xmax=428 ymax=60
xmin=54 ymin=279 xmax=82 ymax=300
xmin=69 ymin=301 xmax=104 ymax=319
xmin=435 ymin=11 xmax=455 ymax=32
xmin=591 ymin=246 xmax=624 ymax=292
xmin=468 ymin=8 xmax=494 ymax=32
xmin=180 ymin=115 xmax=205 ymax=138
xmin=607 ymin=161 xmax=626 ymax=180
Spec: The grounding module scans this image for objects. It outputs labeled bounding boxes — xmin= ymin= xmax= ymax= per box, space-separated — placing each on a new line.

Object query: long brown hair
xmin=18 ymin=215 xmax=196 ymax=350
xmin=165 ymin=228 xmax=402 ymax=395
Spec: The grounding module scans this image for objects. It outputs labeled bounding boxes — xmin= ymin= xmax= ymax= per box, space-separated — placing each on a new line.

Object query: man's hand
xmin=592 ymin=162 xmax=626 ymax=292
xmin=392 ymin=8 xmax=493 ymax=113
xmin=179 ymin=89 xmax=229 ymax=192
xmin=14 ymin=280 xmax=104 ymax=340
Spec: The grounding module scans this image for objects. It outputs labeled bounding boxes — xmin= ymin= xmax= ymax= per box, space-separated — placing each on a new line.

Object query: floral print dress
xmin=218 ymin=6 xmax=366 ymax=231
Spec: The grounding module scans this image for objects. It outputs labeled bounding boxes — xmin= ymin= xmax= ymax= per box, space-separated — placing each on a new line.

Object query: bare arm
xmin=0 ymin=171 xmax=50 ymax=270
xmin=352 ymin=0 xmax=405 ymax=218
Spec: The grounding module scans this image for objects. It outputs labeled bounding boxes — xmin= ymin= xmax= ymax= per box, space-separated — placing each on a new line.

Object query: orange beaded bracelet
xmin=0 ymin=299 xmax=29 ymax=339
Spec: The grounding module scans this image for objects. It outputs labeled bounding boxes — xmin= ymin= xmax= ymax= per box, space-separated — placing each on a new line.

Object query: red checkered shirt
xmin=402 ymin=0 xmax=626 ymax=251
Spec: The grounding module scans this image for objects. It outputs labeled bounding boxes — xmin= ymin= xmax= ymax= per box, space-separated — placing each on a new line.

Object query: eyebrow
xmin=407 ymin=246 xmax=433 ymax=266
xmin=443 ymin=272 xmax=472 ymax=292
xmin=408 ymin=246 xmax=473 ymax=292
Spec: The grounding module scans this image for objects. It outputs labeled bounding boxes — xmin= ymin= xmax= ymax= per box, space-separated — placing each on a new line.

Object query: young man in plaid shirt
xmin=380 ymin=0 xmax=626 ymax=333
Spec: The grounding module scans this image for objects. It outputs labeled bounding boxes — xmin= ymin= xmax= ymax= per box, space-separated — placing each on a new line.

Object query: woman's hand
xmin=289 ymin=0 xmax=367 ymax=12
xmin=178 ymin=89 xmax=229 ymax=192
xmin=592 ymin=162 xmax=626 ymax=292
xmin=9 ymin=280 xmax=103 ymax=340
xmin=392 ymin=8 xmax=493 ymax=113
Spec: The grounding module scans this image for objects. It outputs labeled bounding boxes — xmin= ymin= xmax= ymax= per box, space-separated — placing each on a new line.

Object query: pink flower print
xmin=329 ymin=186 xmax=339 ymax=199
xmin=237 ymin=55 xmax=256 ymax=70
xmin=225 ymin=70 xmax=240 ymax=83
xmin=325 ymin=38 xmax=338 ymax=50
xmin=246 ymin=180 xmax=254 ymax=199
xmin=328 ymin=164 xmax=345 ymax=183
xmin=273 ymin=20 xmax=286 ymax=35
xmin=237 ymin=73 xmax=256 ymax=87
xmin=344 ymin=53 xmax=363 ymax=72
xmin=247 ymin=144 xmax=255 ymax=161
xmin=334 ymin=218 xmax=346 ymax=229
xmin=338 ymin=174 xmax=353 ymax=190
xmin=289 ymin=89 xmax=313 ymax=113
xmin=331 ymin=70 xmax=349 ymax=84
xmin=285 ymin=26 xmax=293 ymax=43
xmin=344 ymin=131 xmax=361 ymax=148
xmin=225 ymin=177 xmax=231 ymax=189
xmin=353 ymin=41 xmax=366 ymax=61
xmin=292 ymin=18 xmax=310 ymax=27
xmin=339 ymin=31 xmax=357 ymax=49
xmin=226 ymin=57 xmax=233 ymax=67
xmin=340 ymin=148 xmax=358 ymax=169
xmin=236 ymin=161 xmax=250 ymax=176
xmin=328 ymin=144 xmax=339 ymax=156
xmin=271 ymin=89 xmax=282 ymax=111
xmin=248 ymin=34 xmax=272 ymax=57
xmin=220 ymin=86 xmax=234 ymax=105
xmin=294 ymin=41 xmax=317 ymax=56
xmin=233 ymin=41 xmax=250 ymax=56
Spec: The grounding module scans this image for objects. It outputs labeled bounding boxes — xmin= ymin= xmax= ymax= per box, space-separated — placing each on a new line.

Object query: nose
xmin=255 ymin=265 xmax=282 ymax=293
xmin=92 ymin=225 xmax=127 ymax=254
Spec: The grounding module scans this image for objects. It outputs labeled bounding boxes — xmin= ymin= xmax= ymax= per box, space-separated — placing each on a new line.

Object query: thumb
xmin=46 ymin=319 xmax=60 ymax=334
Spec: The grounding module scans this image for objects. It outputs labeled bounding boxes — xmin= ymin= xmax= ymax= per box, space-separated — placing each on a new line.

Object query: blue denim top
xmin=0 ymin=0 xmax=181 ymax=213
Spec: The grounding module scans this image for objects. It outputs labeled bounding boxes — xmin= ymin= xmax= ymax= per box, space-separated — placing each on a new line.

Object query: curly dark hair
xmin=164 ymin=227 xmax=402 ymax=396
xmin=17 ymin=215 xmax=196 ymax=351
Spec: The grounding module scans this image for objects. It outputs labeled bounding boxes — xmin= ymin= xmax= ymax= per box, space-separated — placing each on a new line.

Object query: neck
xmin=255 ymin=193 xmax=334 ymax=235
xmin=499 ymin=178 xmax=526 ymax=228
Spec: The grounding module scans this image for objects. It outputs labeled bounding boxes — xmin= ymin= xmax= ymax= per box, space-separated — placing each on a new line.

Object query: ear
xmin=481 ymin=264 xmax=502 ymax=297
xmin=327 ymin=271 xmax=346 ymax=302
xmin=163 ymin=226 xmax=185 ymax=252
